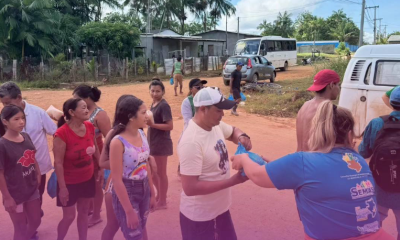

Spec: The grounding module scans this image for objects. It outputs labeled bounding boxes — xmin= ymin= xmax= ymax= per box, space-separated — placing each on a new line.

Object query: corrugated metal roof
xmin=388 ymin=35 xmax=400 ymax=42
xmin=194 ymin=29 xmax=261 ymax=37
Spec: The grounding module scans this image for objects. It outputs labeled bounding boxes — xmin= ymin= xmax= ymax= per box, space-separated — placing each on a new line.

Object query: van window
xmin=364 ymin=63 xmax=371 ymax=85
xmin=374 ymin=61 xmax=400 ymax=86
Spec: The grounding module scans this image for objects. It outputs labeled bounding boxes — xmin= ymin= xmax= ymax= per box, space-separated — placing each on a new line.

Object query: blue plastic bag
xmin=240 ymin=92 xmax=247 ymax=101
xmin=228 ymin=93 xmax=247 ymax=101
xmin=170 ymin=77 xmax=174 ymax=85
xmin=47 ymin=171 xmax=57 ymax=199
xmin=235 ymin=143 xmax=266 ymax=177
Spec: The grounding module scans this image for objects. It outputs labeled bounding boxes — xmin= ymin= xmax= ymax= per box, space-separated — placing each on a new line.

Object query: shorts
xmin=112 ymin=178 xmax=151 ymax=240
xmin=174 ymin=74 xmax=183 ymax=87
xmin=5 ymin=189 xmax=40 ymax=213
xmin=232 ymin=88 xmax=241 ymax=100
xmin=180 ymin=210 xmax=237 ymax=240
xmin=56 ymin=174 xmax=95 ymax=207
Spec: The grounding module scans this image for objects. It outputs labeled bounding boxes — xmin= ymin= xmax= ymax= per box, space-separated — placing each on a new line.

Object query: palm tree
xmin=273 ymin=11 xmax=294 ymax=38
xmin=330 ymin=21 xmax=356 ymax=42
xmin=0 ymin=0 xmax=61 ymax=59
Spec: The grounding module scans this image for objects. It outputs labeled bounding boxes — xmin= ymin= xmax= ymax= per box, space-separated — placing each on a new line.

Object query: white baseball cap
xmin=193 ymin=87 xmax=236 ymax=110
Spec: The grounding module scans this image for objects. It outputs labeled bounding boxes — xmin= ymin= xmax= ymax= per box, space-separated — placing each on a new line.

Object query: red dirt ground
xmin=0 ymin=66 xmax=397 ymax=240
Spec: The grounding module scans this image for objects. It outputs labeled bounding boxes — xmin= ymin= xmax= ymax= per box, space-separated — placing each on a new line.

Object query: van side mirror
xmin=260 ymin=44 xmax=265 ymax=50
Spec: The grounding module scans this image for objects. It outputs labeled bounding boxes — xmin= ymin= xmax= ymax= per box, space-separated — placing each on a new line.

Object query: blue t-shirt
xmin=266 ymin=148 xmax=380 ymax=239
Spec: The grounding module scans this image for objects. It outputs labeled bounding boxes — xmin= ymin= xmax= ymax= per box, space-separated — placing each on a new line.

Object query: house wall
xmin=195 ymin=32 xmax=259 ymax=55
xmin=197 ymin=41 xmax=225 ymax=56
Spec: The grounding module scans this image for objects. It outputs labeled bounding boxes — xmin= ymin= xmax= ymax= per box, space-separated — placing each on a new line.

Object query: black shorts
xmin=232 ymin=88 xmax=241 ymax=100
xmin=57 ymin=174 xmax=95 ymax=207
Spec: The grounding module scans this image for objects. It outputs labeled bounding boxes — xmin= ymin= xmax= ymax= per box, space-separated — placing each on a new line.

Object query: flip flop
xmin=88 ymin=218 xmax=103 ymax=228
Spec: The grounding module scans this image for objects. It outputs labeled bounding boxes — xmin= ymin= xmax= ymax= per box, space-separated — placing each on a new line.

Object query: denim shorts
xmin=112 ymin=177 xmax=151 ymax=240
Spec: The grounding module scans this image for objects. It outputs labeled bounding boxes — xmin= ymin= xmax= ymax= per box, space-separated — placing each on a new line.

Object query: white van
xmin=338 ymin=45 xmax=400 ymax=137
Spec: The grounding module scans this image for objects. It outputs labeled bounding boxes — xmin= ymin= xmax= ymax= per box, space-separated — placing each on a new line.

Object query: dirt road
xmin=0 ymin=66 xmax=397 ymax=240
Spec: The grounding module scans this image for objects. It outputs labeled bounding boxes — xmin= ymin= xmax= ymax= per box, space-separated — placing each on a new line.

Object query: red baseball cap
xmin=307 ymin=69 xmax=340 ymax=91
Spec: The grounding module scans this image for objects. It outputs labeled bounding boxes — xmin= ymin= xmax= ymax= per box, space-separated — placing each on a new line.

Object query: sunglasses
xmin=193 ymin=85 xmax=204 ymax=90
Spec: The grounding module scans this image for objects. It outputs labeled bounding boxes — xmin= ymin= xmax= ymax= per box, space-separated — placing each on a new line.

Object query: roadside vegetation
xmin=243 ymin=57 xmax=349 ymax=118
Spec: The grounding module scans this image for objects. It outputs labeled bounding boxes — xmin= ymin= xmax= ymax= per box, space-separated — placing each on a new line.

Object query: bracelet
xmin=238 ymin=133 xmax=250 ymax=140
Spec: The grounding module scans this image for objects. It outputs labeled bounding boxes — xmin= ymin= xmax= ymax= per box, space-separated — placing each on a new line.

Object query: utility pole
xmin=366 ymin=5 xmax=379 ymax=44
xmin=382 ymin=25 xmax=388 ymax=38
xmin=237 ymin=17 xmax=240 ymax=42
xmin=376 ymin=18 xmax=382 ymax=42
xmin=359 ymin=0 xmax=366 ymax=47
xmin=226 ymin=15 xmax=228 ymax=55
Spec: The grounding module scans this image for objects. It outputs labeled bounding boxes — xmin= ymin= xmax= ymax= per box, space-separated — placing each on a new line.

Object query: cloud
xmin=363 ymin=32 xmax=374 ymax=44
xmin=217 ymin=0 xmax=320 ymax=34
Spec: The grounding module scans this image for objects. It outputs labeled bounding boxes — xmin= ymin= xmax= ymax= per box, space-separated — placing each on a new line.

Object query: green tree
xmin=293 ymin=12 xmax=328 ymax=41
xmin=77 ymin=21 xmax=140 ymax=58
xmin=326 ymin=9 xmax=359 ymax=45
xmin=103 ymin=12 xmax=145 ymax=32
xmin=0 ymin=0 xmax=61 ymax=59
xmin=258 ymin=11 xmax=294 ymax=37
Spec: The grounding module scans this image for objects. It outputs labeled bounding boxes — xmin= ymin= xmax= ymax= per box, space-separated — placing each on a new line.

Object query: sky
xmin=104 ymin=0 xmax=400 ymax=44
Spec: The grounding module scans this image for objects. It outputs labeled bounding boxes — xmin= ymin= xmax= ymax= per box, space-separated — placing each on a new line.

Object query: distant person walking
xmin=230 ymin=62 xmax=243 ymax=116
xmin=171 ymin=56 xmax=184 ymax=96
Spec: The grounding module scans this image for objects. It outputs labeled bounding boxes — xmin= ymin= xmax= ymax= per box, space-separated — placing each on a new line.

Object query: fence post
xmin=83 ymin=59 xmax=86 ymax=82
xmin=95 ymin=58 xmax=98 ymax=81
xmin=13 ymin=60 xmax=17 ymax=81
xmin=72 ymin=59 xmax=77 ymax=82
xmin=134 ymin=59 xmax=137 ymax=76
xmin=0 ymin=57 xmax=3 ymax=81
xmin=40 ymin=58 xmax=44 ymax=80
xmin=125 ymin=57 xmax=128 ymax=80
xmin=107 ymin=54 xmax=111 ymax=78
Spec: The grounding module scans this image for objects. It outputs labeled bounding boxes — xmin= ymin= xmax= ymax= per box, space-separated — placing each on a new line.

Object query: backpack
xmin=369 ymin=115 xmax=400 ymax=193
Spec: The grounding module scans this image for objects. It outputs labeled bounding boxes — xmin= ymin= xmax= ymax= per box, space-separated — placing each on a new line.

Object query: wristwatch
xmin=238 ymin=133 xmax=250 ymax=140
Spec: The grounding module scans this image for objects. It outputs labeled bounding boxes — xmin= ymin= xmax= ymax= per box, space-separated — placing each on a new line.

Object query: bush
xmin=312 ymin=57 xmax=349 ymax=82
xmin=335 ymin=42 xmax=350 ymax=56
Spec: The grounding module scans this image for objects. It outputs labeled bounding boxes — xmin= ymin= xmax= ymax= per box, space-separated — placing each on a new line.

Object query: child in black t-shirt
xmin=0 ymin=105 xmax=41 ymax=240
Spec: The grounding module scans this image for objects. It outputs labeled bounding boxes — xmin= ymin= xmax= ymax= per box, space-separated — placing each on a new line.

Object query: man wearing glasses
xmin=181 ymin=78 xmax=207 ymax=130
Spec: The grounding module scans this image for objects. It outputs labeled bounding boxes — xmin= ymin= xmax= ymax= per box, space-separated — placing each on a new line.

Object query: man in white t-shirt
xmin=178 ymin=87 xmax=252 ymax=240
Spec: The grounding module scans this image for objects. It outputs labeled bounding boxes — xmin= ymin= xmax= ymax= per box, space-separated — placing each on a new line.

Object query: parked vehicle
xmin=222 ymin=55 xmax=276 ymax=86
xmin=233 ymin=36 xmax=297 ymax=71
xmin=338 ymin=44 xmax=400 ymax=136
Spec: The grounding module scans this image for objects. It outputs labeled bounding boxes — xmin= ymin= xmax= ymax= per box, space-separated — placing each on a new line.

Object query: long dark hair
xmin=0 ymin=105 xmax=25 ymax=136
xmin=73 ymin=84 xmax=101 ymax=102
xmin=105 ymin=95 xmax=144 ymax=153
xmin=57 ymin=98 xmax=84 ymax=128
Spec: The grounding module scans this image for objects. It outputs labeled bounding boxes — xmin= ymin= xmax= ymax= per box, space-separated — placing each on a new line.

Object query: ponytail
xmin=58 ymin=98 xmax=83 ymax=128
xmin=308 ymin=101 xmax=355 ymax=153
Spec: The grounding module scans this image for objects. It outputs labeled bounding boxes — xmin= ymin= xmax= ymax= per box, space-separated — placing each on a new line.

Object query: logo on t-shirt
xmin=355 ymin=198 xmax=377 ymax=222
xmin=342 ymin=153 xmax=362 ymax=173
xmin=350 ymin=180 xmax=375 ymax=200
xmin=17 ymin=149 xmax=36 ymax=168
xmin=214 ymin=139 xmax=229 ymax=175
xmin=357 ymin=221 xmax=380 ymax=235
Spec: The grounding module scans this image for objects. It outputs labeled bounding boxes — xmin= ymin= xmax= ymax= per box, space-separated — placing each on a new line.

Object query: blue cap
xmin=237 ymin=62 xmax=244 ymax=66
xmin=390 ymin=86 xmax=400 ymax=109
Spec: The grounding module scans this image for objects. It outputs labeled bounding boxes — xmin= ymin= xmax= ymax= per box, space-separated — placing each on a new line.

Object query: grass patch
xmin=18 ymin=80 xmax=61 ymax=89
xmin=297 ymin=53 xmax=340 ymax=59
xmin=243 ymin=58 xmax=349 ymax=118
xmin=244 ymin=78 xmax=314 ymax=118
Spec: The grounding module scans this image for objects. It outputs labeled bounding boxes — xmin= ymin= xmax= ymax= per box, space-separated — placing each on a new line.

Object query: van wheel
xmin=252 ymin=74 xmax=258 ymax=83
xmin=270 ymin=72 xmax=275 ymax=83
xmin=224 ymin=80 xmax=230 ymax=86
xmin=280 ymin=62 xmax=288 ymax=71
